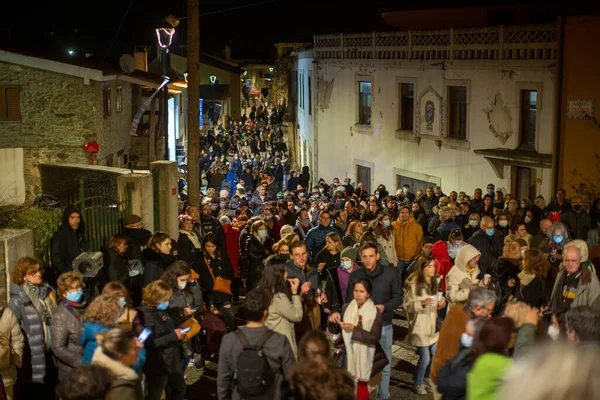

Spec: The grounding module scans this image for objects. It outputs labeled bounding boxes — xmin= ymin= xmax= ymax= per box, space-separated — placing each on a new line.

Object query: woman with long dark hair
xmin=259 ymin=259 xmax=303 ymax=358
xmin=244 ymin=220 xmax=270 ymax=290
xmin=142 ymin=232 xmax=175 ymax=287
xmin=403 ymin=256 xmax=446 ymax=395
xmin=196 ymin=233 xmax=235 ymax=330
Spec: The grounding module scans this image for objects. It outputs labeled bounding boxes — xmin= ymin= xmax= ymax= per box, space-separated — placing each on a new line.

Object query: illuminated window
xmin=358 ymin=81 xmax=372 ymax=125
xmin=0 ymin=85 xmax=20 ymax=121
xmin=103 ymin=88 xmax=111 ymax=118
xmin=116 ymin=86 xmax=123 ymax=113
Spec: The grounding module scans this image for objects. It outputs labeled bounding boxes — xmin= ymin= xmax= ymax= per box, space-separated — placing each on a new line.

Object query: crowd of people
xmin=2 ymin=108 xmax=600 ymax=400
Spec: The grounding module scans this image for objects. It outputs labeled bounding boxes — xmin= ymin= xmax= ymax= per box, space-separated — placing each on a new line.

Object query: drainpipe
xmin=313 ymin=58 xmax=319 ymax=190
xmin=552 ymin=16 xmax=566 ymax=193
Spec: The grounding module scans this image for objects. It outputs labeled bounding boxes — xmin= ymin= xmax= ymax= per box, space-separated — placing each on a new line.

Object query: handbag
xmin=179 ymin=317 xmax=201 ymax=343
xmin=205 ymin=257 xmax=232 ymax=295
xmin=333 ymin=349 xmax=346 ymax=368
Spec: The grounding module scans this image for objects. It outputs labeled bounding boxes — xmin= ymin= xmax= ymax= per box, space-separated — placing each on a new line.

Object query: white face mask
xmin=177 ymin=281 xmax=187 ymax=290
xmin=547 ymin=325 xmax=560 ymax=341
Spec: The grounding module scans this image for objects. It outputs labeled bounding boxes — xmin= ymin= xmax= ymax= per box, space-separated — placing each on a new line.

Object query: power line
xmin=199 ymin=0 xmax=276 ymax=17
xmin=100 ymin=0 xmax=133 ymax=67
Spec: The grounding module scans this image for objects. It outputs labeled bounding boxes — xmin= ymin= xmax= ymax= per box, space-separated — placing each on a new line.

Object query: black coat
xmin=467 ymin=230 xmax=503 ymax=276
xmin=51 ymin=204 xmax=88 ymax=274
xmin=142 ymin=248 xmax=174 ymax=287
xmin=177 ymin=232 xmax=200 ymax=270
xmin=196 ymin=253 xmax=234 ymax=306
xmin=123 ymin=228 xmax=152 ymax=260
xmin=245 ymin=236 xmax=268 ymax=290
xmin=106 ymin=248 xmax=129 ymax=284
xmin=137 ymin=306 xmax=185 ymax=377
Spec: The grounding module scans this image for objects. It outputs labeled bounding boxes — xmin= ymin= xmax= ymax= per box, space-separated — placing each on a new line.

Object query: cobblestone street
xmin=183 ymin=310 xmax=433 ymax=400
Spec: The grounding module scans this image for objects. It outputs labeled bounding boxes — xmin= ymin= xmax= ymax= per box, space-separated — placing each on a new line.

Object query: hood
xmin=61 ymin=203 xmax=85 ymax=233
xmin=396 ymin=215 xmax=416 ymax=224
xmin=226 ymin=171 xmax=235 ymax=181
xmin=453 ymin=244 xmax=481 ymax=273
xmin=91 ymin=347 xmax=138 ymax=381
xmin=432 ymin=241 xmax=451 ymax=263
xmin=302 ymin=166 xmax=309 ymax=173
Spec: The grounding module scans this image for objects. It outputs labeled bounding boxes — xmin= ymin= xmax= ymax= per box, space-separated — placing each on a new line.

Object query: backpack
xmin=234 ymin=329 xmax=276 ymax=397
xmin=0 ymin=309 xmax=13 ymax=371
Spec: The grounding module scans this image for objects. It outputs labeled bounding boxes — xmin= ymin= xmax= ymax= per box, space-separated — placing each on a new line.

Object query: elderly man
xmin=467 ymin=215 xmax=503 ymax=276
xmin=550 ymin=245 xmax=600 ymax=315
xmin=531 ymin=219 xmax=553 ymax=249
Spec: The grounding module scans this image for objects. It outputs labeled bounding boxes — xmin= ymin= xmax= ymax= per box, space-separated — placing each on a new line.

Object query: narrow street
xmin=184 ymin=310 xmax=433 ymax=400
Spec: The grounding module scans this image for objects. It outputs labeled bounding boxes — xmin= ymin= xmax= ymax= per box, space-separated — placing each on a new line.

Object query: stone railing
xmin=314 ymin=24 xmax=557 ymax=61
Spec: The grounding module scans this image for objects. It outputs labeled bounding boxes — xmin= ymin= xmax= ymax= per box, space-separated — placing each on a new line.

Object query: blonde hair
xmin=142 ymin=280 xmax=172 ymax=308
xmin=500 ymin=342 xmax=600 ymax=400
xmin=503 ymin=301 xmax=529 ymax=330
xmin=57 ymin=271 xmax=85 ymax=298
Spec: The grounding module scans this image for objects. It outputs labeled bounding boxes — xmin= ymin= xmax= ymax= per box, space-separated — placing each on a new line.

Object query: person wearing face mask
xmin=293 ymin=209 xmax=313 ymax=241
xmin=560 ymin=195 xmax=592 ymax=240
xmin=51 ymin=272 xmax=87 ymax=382
xmin=138 ymin=281 xmax=188 ymax=400
xmin=494 ymin=213 xmax=512 ymax=239
xmin=324 ymin=247 xmax=361 ymax=313
xmin=244 ymin=220 xmax=270 ymax=290
xmin=372 ymin=215 xmax=397 ymax=268
xmin=463 ymin=213 xmax=481 ymax=241
xmin=467 ymin=216 xmax=503 ymax=277
xmin=446 ymin=229 xmax=465 ymax=261
xmin=436 ymin=316 xmax=487 ymax=400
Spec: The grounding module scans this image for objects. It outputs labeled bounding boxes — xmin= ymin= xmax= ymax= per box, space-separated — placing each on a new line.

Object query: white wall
xmin=0 ymin=148 xmax=25 ymax=204
xmin=314 ymin=59 xmax=554 ymax=198
xmin=295 ymin=50 xmax=317 ymax=187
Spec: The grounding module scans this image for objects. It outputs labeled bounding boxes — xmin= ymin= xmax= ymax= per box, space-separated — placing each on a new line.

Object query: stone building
xmin=292 ymin=23 xmax=558 ymax=200
xmin=0 ymin=48 xmax=165 ymax=202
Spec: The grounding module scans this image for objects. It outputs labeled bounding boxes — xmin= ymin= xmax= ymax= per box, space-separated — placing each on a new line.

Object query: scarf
xmin=342 ymin=298 xmax=377 ymax=383
xmin=23 ymin=282 xmax=55 ymax=348
xmin=180 ymin=229 xmax=201 ymax=249
xmin=62 ymin=298 xmax=86 ymax=322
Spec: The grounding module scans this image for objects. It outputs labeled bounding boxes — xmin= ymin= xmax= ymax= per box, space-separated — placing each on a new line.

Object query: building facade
xmin=294 ymin=24 xmax=557 ymax=199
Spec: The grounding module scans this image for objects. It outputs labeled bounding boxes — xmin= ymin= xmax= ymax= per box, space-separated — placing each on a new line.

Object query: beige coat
xmin=265 ymin=293 xmax=303 ymax=358
xmin=446 ymin=244 xmax=482 ymax=311
xmin=0 ymin=307 xmax=25 ymax=390
xmin=403 ymin=282 xmax=439 ymax=347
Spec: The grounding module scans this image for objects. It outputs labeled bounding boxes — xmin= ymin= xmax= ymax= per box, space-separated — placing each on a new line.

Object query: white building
xmin=293 ymin=24 xmax=557 ymax=200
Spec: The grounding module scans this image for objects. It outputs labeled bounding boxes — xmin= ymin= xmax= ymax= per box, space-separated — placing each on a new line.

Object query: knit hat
xmin=340 ymin=246 xmax=357 ymax=262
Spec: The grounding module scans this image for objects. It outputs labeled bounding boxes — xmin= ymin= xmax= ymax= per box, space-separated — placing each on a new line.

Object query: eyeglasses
xmin=27 ymin=270 xmax=42 ymax=276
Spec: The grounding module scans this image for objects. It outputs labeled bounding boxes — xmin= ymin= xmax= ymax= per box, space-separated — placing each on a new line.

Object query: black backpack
xmin=234 ymin=329 xmax=276 ymax=397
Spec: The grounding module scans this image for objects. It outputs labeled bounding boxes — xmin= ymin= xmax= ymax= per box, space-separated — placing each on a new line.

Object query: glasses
xmin=27 ymin=270 xmax=42 ymax=276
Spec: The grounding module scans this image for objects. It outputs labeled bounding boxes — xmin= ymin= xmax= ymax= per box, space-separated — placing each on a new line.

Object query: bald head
xmin=540 ymin=219 xmax=552 ymax=234
xmin=481 ymin=215 xmax=494 ymax=230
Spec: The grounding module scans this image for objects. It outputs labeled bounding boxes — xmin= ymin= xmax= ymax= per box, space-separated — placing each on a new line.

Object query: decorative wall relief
xmin=484 ymin=91 xmax=513 ymax=144
xmin=419 ymin=86 xmax=442 ymax=136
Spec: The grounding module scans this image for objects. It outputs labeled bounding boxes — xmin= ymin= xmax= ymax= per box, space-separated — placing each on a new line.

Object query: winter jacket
xmin=265 ymin=293 xmax=303 ymax=358
xmin=222 ymin=224 xmax=241 ymax=277
xmin=81 ymin=322 xmax=146 ymax=372
xmin=167 ymin=282 xmax=203 ymax=318
xmin=392 ymin=216 xmax=424 ymax=262
xmin=515 ymin=272 xmax=546 ymax=308
xmin=137 ymin=306 xmax=185 ymax=377
xmin=51 ymin=301 xmax=85 ymax=381
xmin=217 ymin=326 xmax=294 ymax=400
xmin=423 ymin=195 xmax=439 ymax=218
xmin=8 ymin=282 xmax=56 ymax=384
xmin=198 ymin=214 xmax=226 ymax=248
xmin=244 ymin=236 xmax=268 ymax=290
xmin=432 ymin=241 xmax=453 ymax=292
xmin=305 ymin=225 xmax=338 ymax=262
xmin=328 ymin=304 xmax=388 ymax=378
xmin=436 ymin=347 xmax=471 ymax=400
xmin=466 ymin=353 xmax=512 ymax=400
xmin=0 ymin=307 xmax=24 ymax=389
xmin=377 ymin=231 xmax=397 ymax=267
xmin=51 ymin=204 xmax=88 ymax=273
xmin=123 ymin=227 xmax=152 ymax=261
xmin=346 ymin=263 xmax=402 ymax=326
xmin=196 ymin=253 xmax=234 ymax=307
xmin=550 ymin=266 xmax=600 ymax=314
xmin=298 ymin=166 xmax=310 ymax=188
xmin=142 ymin=248 xmax=174 ymax=287
xmin=177 ymin=230 xmax=201 ymax=270
xmin=324 ymin=264 xmax=360 ymax=313
xmin=561 ymin=210 xmax=591 ymax=241
xmin=467 ymin=229 xmax=503 ymax=276
xmin=403 ymin=279 xmax=440 ymax=347
xmin=91 ymin=347 xmax=143 ymax=400
xmin=446 ymin=245 xmax=481 ymax=311
xmin=106 ymin=247 xmax=130 ymax=285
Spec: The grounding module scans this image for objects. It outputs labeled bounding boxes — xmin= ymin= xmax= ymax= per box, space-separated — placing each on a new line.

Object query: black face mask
xmin=573 ymin=204 xmax=582 ymax=212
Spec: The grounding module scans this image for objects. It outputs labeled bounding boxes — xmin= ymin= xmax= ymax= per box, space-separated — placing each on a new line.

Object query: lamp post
xmin=156 ymin=17 xmax=178 ymax=160
xmin=209 ymin=75 xmax=216 ymax=127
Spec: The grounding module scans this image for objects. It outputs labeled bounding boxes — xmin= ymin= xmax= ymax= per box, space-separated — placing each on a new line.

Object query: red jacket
xmin=432 ymin=241 xmax=453 ymax=292
xmin=222 ymin=224 xmax=240 ymax=277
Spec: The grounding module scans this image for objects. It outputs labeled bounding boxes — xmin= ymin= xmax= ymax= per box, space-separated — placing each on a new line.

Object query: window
xmin=103 ymin=88 xmax=111 ymax=118
xmin=301 ymin=72 xmax=305 ymax=109
xmin=399 ymin=83 xmax=414 ymax=131
xmin=0 ymin=85 xmax=20 ymax=121
xmin=358 ymin=81 xmax=372 ymax=125
xmin=116 ymin=86 xmax=123 ymax=113
xmin=297 ymin=72 xmax=302 ymax=108
xmin=308 ymin=75 xmax=312 ymax=115
xmin=519 ymin=90 xmax=537 ymax=147
xmin=447 ymin=86 xmax=467 ymax=140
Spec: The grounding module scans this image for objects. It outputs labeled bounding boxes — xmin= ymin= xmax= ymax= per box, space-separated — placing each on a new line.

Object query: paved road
xmin=183 ymin=311 xmax=433 ymax=400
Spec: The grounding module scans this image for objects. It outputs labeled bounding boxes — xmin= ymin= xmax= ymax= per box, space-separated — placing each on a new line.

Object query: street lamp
xmin=156 ymin=16 xmax=179 ymax=160
xmin=209 ymin=75 xmax=216 ymax=126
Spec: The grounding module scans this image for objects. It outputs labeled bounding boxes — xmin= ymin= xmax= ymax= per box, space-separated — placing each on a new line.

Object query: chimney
xmin=225 ymin=45 xmax=231 ymax=61
xmin=134 ymin=46 xmax=149 ymax=72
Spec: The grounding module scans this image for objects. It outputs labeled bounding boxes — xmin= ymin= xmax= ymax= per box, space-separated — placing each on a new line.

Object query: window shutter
xmin=5 ymin=87 xmax=20 ymax=121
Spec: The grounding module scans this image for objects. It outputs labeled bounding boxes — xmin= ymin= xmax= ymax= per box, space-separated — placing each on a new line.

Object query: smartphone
xmin=337 ymin=320 xmax=344 ymax=325
xmin=180 ymin=327 xmax=192 ymax=334
xmin=138 ymin=328 xmax=151 ymax=343
xmin=190 ymin=305 xmax=200 ymax=311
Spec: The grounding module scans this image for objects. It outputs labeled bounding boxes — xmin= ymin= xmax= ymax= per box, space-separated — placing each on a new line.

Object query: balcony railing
xmin=314 ymin=24 xmax=557 ymax=61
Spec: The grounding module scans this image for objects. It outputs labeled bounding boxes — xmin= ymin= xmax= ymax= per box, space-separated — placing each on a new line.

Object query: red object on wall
xmin=172 ymin=188 xmax=176 ymax=196
xmin=84 ymin=142 xmax=99 ymax=165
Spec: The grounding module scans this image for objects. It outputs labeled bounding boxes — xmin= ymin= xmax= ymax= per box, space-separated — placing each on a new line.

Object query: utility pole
xmin=186 ymin=0 xmax=201 ymax=205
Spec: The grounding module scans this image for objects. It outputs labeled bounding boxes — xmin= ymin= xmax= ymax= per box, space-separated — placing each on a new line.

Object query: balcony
xmin=314 ymin=24 xmax=557 ymax=61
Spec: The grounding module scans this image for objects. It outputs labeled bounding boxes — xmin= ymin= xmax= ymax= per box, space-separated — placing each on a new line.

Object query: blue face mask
xmin=553 ymin=235 xmax=564 ymax=243
xmin=521 ymin=250 xmax=525 ymax=258
xmin=469 ymin=220 xmax=478 ymax=228
xmin=66 ymin=290 xmax=83 ymax=303
xmin=341 ymin=260 xmax=353 ymax=270
xmin=157 ymin=301 xmax=169 ymax=311
xmin=486 ymin=228 xmax=495 ymax=237
xmin=383 ymin=220 xmax=391 ymax=228
xmin=258 ymin=230 xmax=269 ymax=241
xmin=119 ymin=297 xmax=127 ymax=308
xmin=460 ymin=333 xmax=473 ymax=348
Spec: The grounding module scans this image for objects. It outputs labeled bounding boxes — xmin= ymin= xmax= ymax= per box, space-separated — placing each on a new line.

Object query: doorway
xmin=511 ymin=166 xmax=533 ymax=201
xmin=396 ymin=175 xmax=438 ymax=195
xmin=357 ymin=165 xmax=372 ymax=193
